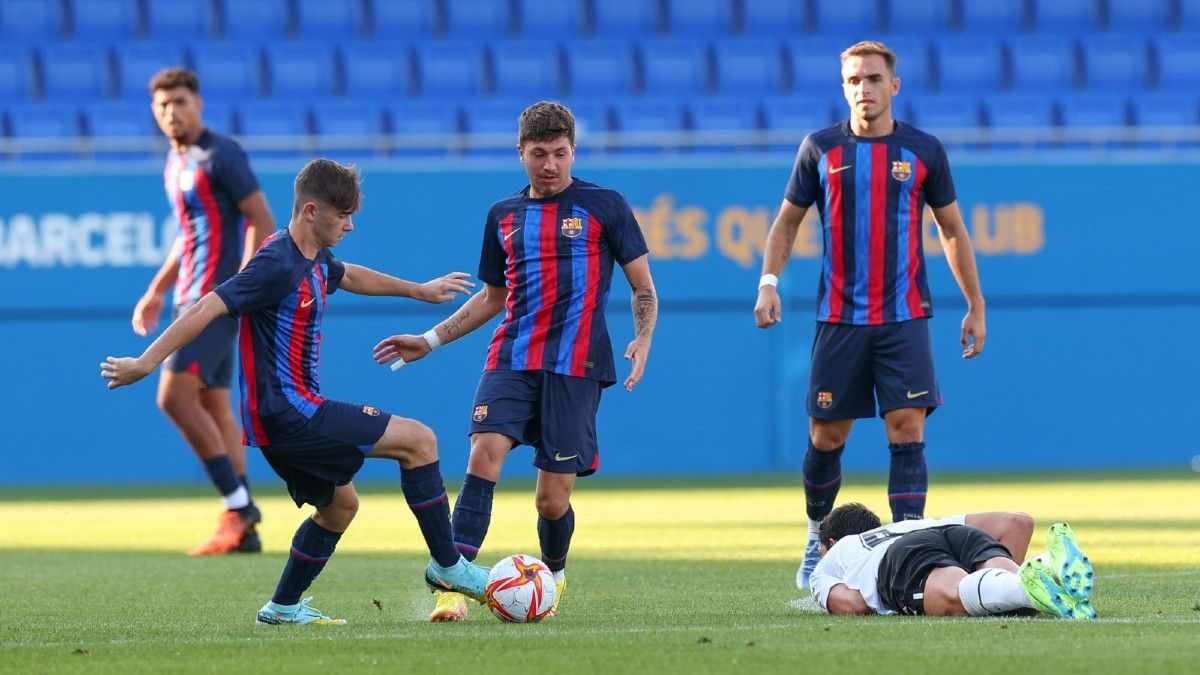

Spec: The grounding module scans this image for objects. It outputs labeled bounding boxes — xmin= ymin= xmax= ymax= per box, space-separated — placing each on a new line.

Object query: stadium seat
xmin=0 ymin=0 xmax=65 ymax=42
xmin=1082 ymin=36 xmax=1150 ymax=91
xmin=295 ymin=0 xmax=362 ymax=39
xmin=611 ymin=99 xmax=685 ymax=154
xmin=905 ymin=94 xmax=983 ymax=130
xmin=189 ymin=45 xmax=264 ymax=101
xmin=1008 ymin=36 xmax=1078 ymax=91
xmin=1030 ymin=0 xmax=1099 ymax=33
xmin=886 ymin=36 xmax=932 ymax=94
xmin=444 ymin=0 xmax=512 ymax=38
xmin=663 ymin=0 xmax=734 ymax=37
xmin=515 ymin=0 xmax=584 ymax=36
xmin=491 ymin=42 xmax=563 ymax=98
xmin=1155 ymin=36 xmax=1200 ymax=90
xmin=369 ymin=0 xmax=438 ymax=40
xmin=341 ymin=45 xmax=412 ymax=98
xmin=0 ymin=46 xmax=32 ymax=101
xmin=789 ymin=38 xmax=856 ymax=94
xmin=1058 ymin=94 xmax=1131 ymax=149
xmin=558 ymin=100 xmax=611 ymax=152
xmin=83 ymin=102 xmax=158 ymax=161
xmin=886 ymin=0 xmax=953 ymax=35
xmin=1129 ymin=94 xmax=1200 ymax=149
xmin=311 ymin=102 xmax=386 ymax=160
xmin=760 ymin=96 xmax=838 ymax=152
xmin=462 ymin=98 xmax=526 ymax=156
xmin=563 ymin=41 xmax=636 ymax=98
xmin=218 ymin=0 xmax=290 ymax=40
xmin=958 ymin=0 xmax=1026 ymax=33
xmin=114 ymin=44 xmax=189 ymax=99
xmin=264 ymin=45 xmax=337 ymax=99
xmin=40 ymin=45 xmax=112 ymax=101
xmin=414 ymin=42 xmax=487 ymax=98
xmin=688 ymin=98 xmax=760 ymax=154
xmin=933 ymin=37 xmax=1005 ymax=92
xmin=144 ymin=0 xmax=215 ymax=41
xmin=640 ymin=40 xmax=711 ymax=96
xmin=741 ymin=0 xmax=803 ymax=36
xmin=387 ymin=101 xmax=461 ymax=156
xmin=983 ymin=93 xmax=1057 ymax=149
xmin=201 ymin=101 xmax=236 ymax=134
xmin=713 ymin=39 xmax=785 ymax=95
xmin=813 ymin=0 xmax=883 ymax=37
xmin=6 ymin=103 xmax=81 ymax=162
xmin=1106 ymin=0 xmax=1170 ymax=32
xmin=69 ymin=0 xmax=139 ymax=41
xmin=238 ymin=101 xmax=311 ymax=160
xmin=593 ymin=0 xmax=660 ymax=38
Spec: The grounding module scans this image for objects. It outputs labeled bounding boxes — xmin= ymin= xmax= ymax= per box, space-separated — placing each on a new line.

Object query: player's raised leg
xmin=1019 ymin=556 xmax=1097 ymax=620
xmin=1046 ymin=522 xmax=1094 ymax=601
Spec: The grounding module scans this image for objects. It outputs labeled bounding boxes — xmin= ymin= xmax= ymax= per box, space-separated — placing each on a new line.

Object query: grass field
xmin=2 ymin=472 xmax=1199 ymax=674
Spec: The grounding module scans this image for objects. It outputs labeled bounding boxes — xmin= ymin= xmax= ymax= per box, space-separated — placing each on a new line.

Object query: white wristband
xmin=422 ymin=328 xmax=442 ymax=350
xmin=758 ymin=274 xmax=779 ymax=289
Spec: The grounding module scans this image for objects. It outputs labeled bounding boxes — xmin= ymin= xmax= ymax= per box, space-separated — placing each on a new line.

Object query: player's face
xmin=519 ymin=136 xmax=575 ymax=198
xmin=151 ymin=86 xmax=203 ymax=145
xmin=310 ymin=202 xmax=354 ymax=248
xmin=841 ymin=54 xmax=900 ymax=123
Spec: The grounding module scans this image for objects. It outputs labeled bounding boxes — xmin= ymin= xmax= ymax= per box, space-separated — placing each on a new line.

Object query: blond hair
xmin=840 ymin=41 xmax=897 ymax=75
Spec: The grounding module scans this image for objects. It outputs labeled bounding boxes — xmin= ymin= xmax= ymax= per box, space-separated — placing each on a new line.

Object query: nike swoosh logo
xmin=554 ymin=452 xmax=578 ymax=461
xmin=906 ymin=390 xmax=930 ymax=399
xmin=829 ymin=165 xmax=853 ymax=174
xmin=503 ymin=226 xmax=523 ymax=242
xmin=300 ymin=298 xmax=316 ymax=308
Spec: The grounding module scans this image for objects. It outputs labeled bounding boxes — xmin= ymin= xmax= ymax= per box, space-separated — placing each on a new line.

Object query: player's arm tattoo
xmin=632 ymin=286 xmax=657 ymax=338
xmin=441 ymin=311 xmax=470 ymax=340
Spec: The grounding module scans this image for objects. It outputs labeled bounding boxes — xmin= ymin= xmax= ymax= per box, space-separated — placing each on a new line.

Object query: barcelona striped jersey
xmin=785 ymin=121 xmax=956 ymax=326
xmin=214 ymin=230 xmax=344 ymax=447
xmin=477 ymin=178 xmax=649 ymax=386
xmin=163 ymin=129 xmax=259 ymax=307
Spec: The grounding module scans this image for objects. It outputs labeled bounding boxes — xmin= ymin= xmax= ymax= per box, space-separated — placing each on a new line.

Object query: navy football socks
xmin=271 ymin=518 xmax=341 ymax=605
xmin=451 ymin=473 xmax=496 ymax=562
xmin=202 ymin=455 xmax=241 ymax=498
xmin=538 ymin=506 xmax=575 ymax=573
xmin=400 ymin=460 xmax=459 ymax=568
xmin=888 ymin=441 xmax=928 ymax=521
xmin=803 ymin=442 xmax=845 ymax=522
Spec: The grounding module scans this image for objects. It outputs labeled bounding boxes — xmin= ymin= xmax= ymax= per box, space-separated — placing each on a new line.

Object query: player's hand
xmin=622 ymin=336 xmax=652 ymax=392
xmin=754 ymin=286 xmax=782 ymax=328
xmin=372 ymin=334 xmax=433 ymax=368
xmin=131 ymin=292 xmax=165 ymax=336
xmin=416 ymin=272 xmax=475 ymax=304
xmin=961 ymin=307 xmax=986 ymax=359
xmin=100 ymin=356 xmax=153 ymax=389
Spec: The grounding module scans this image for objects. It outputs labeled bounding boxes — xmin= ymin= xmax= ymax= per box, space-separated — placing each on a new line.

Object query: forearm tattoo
xmin=442 ymin=311 xmax=471 ymax=339
xmin=632 ymin=287 xmax=657 ymax=338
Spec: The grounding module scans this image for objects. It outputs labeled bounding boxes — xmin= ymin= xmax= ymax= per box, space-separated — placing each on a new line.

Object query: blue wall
xmin=2 ymin=158 xmax=1197 ymax=485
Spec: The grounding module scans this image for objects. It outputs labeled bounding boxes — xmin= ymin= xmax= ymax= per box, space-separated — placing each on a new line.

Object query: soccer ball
xmin=485 ymin=553 xmax=557 ymax=623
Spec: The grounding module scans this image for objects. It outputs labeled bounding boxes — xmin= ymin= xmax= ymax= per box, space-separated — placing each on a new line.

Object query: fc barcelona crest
xmin=472 ymin=405 xmax=489 ymax=422
xmin=816 ymin=391 xmax=834 ymax=410
xmin=361 ymin=405 xmax=380 ymax=417
xmin=890 ymin=160 xmax=912 ymax=182
xmin=561 ymin=216 xmax=583 ymax=238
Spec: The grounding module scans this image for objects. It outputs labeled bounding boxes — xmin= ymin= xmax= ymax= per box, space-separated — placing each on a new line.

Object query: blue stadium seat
xmin=387 ymin=101 xmax=461 ymax=156
xmin=0 ymin=46 xmax=32 ymax=101
xmin=906 ymin=94 xmax=982 ymax=129
xmin=933 ymin=38 xmax=1005 ymax=92
xmin=741 ymin=0 xmax=803 ymax=36
xmin=445 ymin=0 xmax=512 ymax=38
xmin=1154 ymin=36 xmax=1200 ymax=90
xmin=689 ymin=98 xmax=760 ymax=153
xmin=813 ymin=0 xmax=883 ymax=37
xmin=311 ymin=102 xmax=386 ymax=160
xmin=1058 ymin=94 xmax=1130 ymax=149
xmin=958 ymin=0 xmax=1026 ymax=33
xmin=1008 ymin=36 xmax=1078 ymax=91
xmin=40 ymin=45 xmax=112 ymax=100
xmin=761 ymin=96 xmax=838 ymax=152
xmin=341 ymin=45 xmax=412 ymax=98
xmin=69 ymin=0 xmax=139 ymax=41
xmin=664 ymin=0 xmax=733 ymax=37
xmin=886 ymin=36 xmax=932 ymax=93
xmin=144 ymin=0 xmax=214 ymax=41
xmin=788 ymin=38 xmax=854 ymax=94
xmin=1106 ymin=0 xmax=1170 ymax=32
xmin=594 ymin=0 xmax=660 ymax=37
xmin=461 ymin=98 xmax=525 ymax=156
xmin=83 ymin=102 xmax=158 ymax=161
xmin=264 ymin=45 xmax=337 ymax=99
xmin=1030 ymin=0 xmax=1099 ymax=33
xmin=219 ymin=0 xmax=290 ymax=40
xmin=713 ymin=39 xmax=784 ymax=95
xmin=369 ymin=0 xmax=438 ymax=40
xmin=0 ymin=0 xmax=65 ymax=42
xmin=611 ymin=99 xmax=685 ymax=154
xmin=563 ymin=41 xmax=635 ymax=98
xmin=558 ymin=100 xmax=611 ymax=152
xmin=413 ymin=42 xmax=487 ymax=98
xmin=202 ymin=101 xmax=237 ymax=134
xmin=1082 ymin=36 xmax=1150 ymax=91
xmin=7 ymin=103 xmax=81 ymax=162
xmin=516 ymin=0 xmax=584 ymax=36
xmin=886 ymin=0 xmax=952 ymax=35
xmin=1129 ymin=93 xmax=1200 ymax=127
xmin=238 ymin=101 xmax=311 ymax=160
xmin=296 ymin=0 xmax=362 ymax=39
xmin=1183 ymin=0 xmax=1200 ymax=30
xmin=491 ymin=42 xmax=563 ymax=98
xmin=640 ymin=40 xmax=711 ymax=96
xmin=114 ymin=44 xmax=189 ymax=99
xmin=983 ymin=93 xmax=1057 ymax=149
xmin=189 ymin=45 xmax=264 ymax=101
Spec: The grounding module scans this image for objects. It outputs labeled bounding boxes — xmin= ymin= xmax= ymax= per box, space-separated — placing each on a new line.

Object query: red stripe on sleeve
xmin=868 ymin=143 xmax=888 ymax=325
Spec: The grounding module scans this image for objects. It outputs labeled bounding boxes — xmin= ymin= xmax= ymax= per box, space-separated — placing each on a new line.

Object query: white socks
xmin=222 ymin=485 xmax=250 ymax=510
xmin=958 ymin=568 xmax=1034 ymax=616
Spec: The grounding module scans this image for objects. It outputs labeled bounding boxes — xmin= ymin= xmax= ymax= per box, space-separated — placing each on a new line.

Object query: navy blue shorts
xmin=807 ymin=318 xmax=941 ymax=420
xmin=260 ymin=399 xmax=391 ymax=508
xmin=162 ymin=304 xmax=236 ymax=388
xmin=468 ymin=370 xmax=603 ymax=477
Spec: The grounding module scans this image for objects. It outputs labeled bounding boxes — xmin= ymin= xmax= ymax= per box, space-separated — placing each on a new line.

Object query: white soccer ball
xmin=485 ymin=553 xmax=558 ymax=623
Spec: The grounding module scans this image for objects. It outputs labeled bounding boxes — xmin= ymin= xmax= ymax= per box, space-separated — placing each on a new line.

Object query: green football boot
xmin=1047 ymin=522 xmax=1094 ymax=602
xmin=1020 ymin=557 xmax=1096 ymax=620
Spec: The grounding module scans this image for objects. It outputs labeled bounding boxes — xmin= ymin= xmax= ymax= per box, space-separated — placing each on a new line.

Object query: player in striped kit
xmin=373 ymin=101 xmax=658 ymax=622
xmin=753 ymin=42 xmax=987 ymax=590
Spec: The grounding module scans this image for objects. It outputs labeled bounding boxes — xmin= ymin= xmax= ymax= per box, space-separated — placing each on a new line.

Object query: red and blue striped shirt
xmin=785 ymin=121 xmax=956 ymax=325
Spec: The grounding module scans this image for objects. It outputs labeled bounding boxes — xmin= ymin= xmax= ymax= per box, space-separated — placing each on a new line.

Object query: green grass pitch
xmin=2 ymin=472 xmax=1198 ymax=674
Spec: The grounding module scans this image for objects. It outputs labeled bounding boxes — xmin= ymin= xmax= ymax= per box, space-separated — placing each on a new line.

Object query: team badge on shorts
xmin=890 ymin=160 xmax=912 ymax=181
xmin=361 ymin=405 xmax=380 ymax=416
xmin=472 ymin=405 xmax=489 ymax=422
xmin=816 ymin=391 xmax=834 ymax=409
xmin=561 ymin=216 xmax=583 ymax=238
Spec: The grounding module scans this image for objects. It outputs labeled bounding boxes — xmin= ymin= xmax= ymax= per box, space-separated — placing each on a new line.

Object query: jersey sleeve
xmin=214 ymin=247 xmax=297 ymax=316
xmin=476 ymin=206 xmax=507 ymax=287
xmin=808 ymin=550 xmax=843 ymax=612
xmin=783 ymin=134 xmax=824 ymax=207
xmin=922 ymin=138 xmax=957 ymax=208
xmin=324 ymin=253 xmax=346 ymax=294
xmin=602 ymin=192 xmax=650 ymax=266
xmin=214 ymin=139 xmax=260 ymax=204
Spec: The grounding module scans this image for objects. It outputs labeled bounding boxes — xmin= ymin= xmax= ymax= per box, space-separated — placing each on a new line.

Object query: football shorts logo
xmin=361 ymin=405 xmax=380 ymax=416
xmin=561 ymin=216 xmax=583 ymax=238
xmin=472 ymin=405 xmax=488 ymax=422
xmin=177 ymin=168 xmax=196 ymax=192
xmin=816 ymin=391 xmax=834 ymax=409
xmin=890 ymin=160 xmax=912 ymax=181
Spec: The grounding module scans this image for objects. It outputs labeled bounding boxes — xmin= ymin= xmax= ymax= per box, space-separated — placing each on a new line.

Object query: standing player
xmin=753 ymin=41 xmax=987 ymax=590
xmin=372 ymin=101 xmax=658 ymax=622
xmin=134 ymin=67 xmax=275 ymax=555
xmin=103 ymin=158 xmax=487 ymax=625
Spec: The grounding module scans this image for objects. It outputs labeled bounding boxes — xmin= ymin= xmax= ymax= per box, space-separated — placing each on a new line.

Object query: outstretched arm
xmin=964 ymin=511 xmax=1035 ymax=563
xmin=340 ymin=263 xmax=475 ymax=302
xmin=373 ymin=282 xmax=507 ymax=367
xmin=754 ymin=199 xmax=809 ymax=328
xmin=621 ymin=254 xmax=656 ymax=392
xmin=930 ymin=201 xmax=986 ymax=359
xmin=103 ymin=291 xmax=230 ymax=389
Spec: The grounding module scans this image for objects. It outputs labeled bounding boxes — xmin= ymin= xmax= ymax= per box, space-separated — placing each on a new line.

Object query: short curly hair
xmin=818 ymin=502 xmax=883 ymax=548
xmin=518 ymin=101 xmax=575 ymax=147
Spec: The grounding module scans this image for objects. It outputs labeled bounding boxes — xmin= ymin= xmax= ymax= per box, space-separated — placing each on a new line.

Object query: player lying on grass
xmin=102 ymin=158 xmax=488 ymax=625
xmin=810 ymin=503 xmax=1096 ymax=619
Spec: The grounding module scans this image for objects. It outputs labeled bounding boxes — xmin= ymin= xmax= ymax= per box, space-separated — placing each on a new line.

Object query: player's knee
xmin=534 ymin=492 xmax=570 ymax=520
xmin=156 ymin=388 xmax=194 ymax=419
xmin=405 ymin=422 xmax=438 ymax=464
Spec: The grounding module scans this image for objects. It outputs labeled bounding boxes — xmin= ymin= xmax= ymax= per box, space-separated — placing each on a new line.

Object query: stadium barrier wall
xmin=1 ymin=159 xmax=1197 ymax=485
